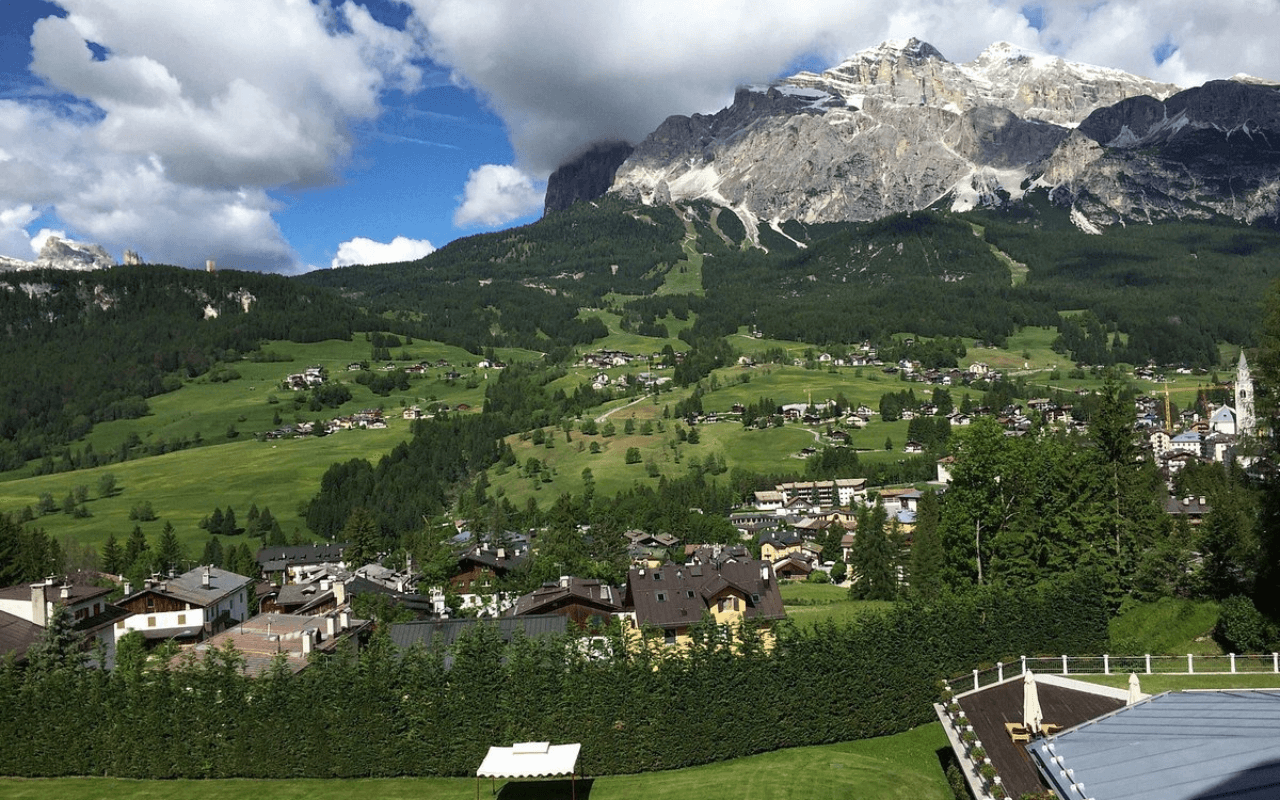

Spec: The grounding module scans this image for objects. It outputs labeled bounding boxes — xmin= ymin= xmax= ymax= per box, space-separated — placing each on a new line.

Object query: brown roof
xmin=0 ymin=581 xmax=112 ymax=606
xmin=509 ymin=577 xmax=621 ymax=617
xmin=625 ymin=559 xmax=786 ymax=629
xmin=957 ymin=676 xmax=1125 ymax=798
xmin=0 ymin=610 xmax=42 ymax=663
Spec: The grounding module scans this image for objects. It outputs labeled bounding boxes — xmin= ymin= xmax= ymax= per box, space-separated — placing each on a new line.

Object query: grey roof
xmin=256 ymin=542 xmax=349 ymax=571
xmin=1029 ymin=690 xmax=1280 ymax=800
xmin=389 ymin=615 xmax=567 ymax=651
xmin=0 ymin=610 xmax=41 ymax=663
xmin=121 ymin=566 xmax=252 ymax=608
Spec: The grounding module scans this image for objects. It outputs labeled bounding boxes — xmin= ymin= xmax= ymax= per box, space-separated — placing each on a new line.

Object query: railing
xmin=958 ymin=652 xmax=1280 ymax=692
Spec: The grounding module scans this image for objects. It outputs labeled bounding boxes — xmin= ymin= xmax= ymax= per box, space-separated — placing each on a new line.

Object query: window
xmin=686 ymin=590 xmax=695 ymax=598
xmin=116 ymin=620 xmax=125 ymax=629
xmin=147 ymin=616 xmax=156 ymax=627
xmin=653 ymin=572 xmax=662 ymax=581
xmin=177 ymin=614 xmax=186 ymax=625
xmin=664 ymin=628 xmax=677 ymax=645
xmin=655 ymin=592 xmax=667 ymax=602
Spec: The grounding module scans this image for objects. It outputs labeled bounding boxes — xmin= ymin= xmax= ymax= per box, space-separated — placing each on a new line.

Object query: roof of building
xmin=256 ymin=542 xmax=349 ymax=571
xmin=183 ymin=611 xmax=368 ymax=676
xmin=1029 ymin=690 xmax=1280 ymax=800
xmin=508 ymin=577 xmax=621 ymax=618
xmin=0 ymin=580 xmax=112 ymax=607
xmin=389 ymin=615 xmax=567 ymax=652
xmin=120 ymin=566 xmax=252 ymax=608
xmin=0 ymin=609 xmax=42 ymax=663
xmin=625 ymin=559 xmax=786 ymax=629
xmin=955 ymin=673 xmax=1127 ymax=799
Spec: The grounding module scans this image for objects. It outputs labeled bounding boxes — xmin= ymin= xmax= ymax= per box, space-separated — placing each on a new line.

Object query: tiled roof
xmin=120 ymin=567 xmax=251 ymax=608
xmin=0 ymin=610 xmax=41 ymax=663
xmin=625 ymin=559 xmax=786 ymax=629
xmin=509 ymin=578 xmax=621 ymax=617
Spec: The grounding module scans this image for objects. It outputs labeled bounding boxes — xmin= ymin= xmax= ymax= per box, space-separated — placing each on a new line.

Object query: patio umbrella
xmin=1128 ymin=672 xmax=1142 ymax=705
xmin=1023 ymin=670 xmax=1043 ymax=733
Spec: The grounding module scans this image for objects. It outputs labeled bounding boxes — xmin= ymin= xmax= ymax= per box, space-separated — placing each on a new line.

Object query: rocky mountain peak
xmin=0 ymin=236 xmax=117 ymax=273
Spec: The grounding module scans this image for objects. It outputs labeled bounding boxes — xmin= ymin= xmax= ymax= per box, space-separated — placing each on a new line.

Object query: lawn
xmin=0 ymin=426 xmax=410 ymax=553
xmin=0 ymin=723 xmax=952 ymax=800
xmin=779 ymin=581 xmax=896 ymax=627
xmin=1108 ymin=596 xmax=1223 ymax=656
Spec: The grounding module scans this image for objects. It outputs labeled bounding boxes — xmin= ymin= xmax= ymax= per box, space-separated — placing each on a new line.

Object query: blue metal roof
xmin=1029 ymin=690 xmax=1280 ymax=800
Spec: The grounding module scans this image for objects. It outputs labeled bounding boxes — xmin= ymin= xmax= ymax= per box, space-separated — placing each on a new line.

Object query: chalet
xmin=506 ymin=576 xmax=622 ymax=628
xmin=185 ymin=610 xmax=368 ymax=677
xmin=624 ymin=530 xmax=680 ymax=567
xmin=827 ymin=429 xmax=851 ymax=444
xmin=621 ymin=558 xmax=786 ymax=648
xmin=0 ymin=576 xmax=127 ymax=668
xmin=115 ymin=566 xmax=252 ymax=644
xmin=260 ymin=575 xmax=349 ymax=616
xmin=902 ymin=440 xmax=925 ymax=454
xmin=758 ymin=530 xmax=805 ymax=562
xmin=257 ymin=542 xmax=348 ymax=578
xmin=1165 ymin=494 xmax=1211 ymax=525
xmin=772 ymin=551 xmax=819 ymax=580
xmin=937 ymin=455 xmax=955 ymax=485
xmin=1170 ymin=430 xmax=1205 ymax=458
xmin=449 ymin=544 xmax=526 ymax=615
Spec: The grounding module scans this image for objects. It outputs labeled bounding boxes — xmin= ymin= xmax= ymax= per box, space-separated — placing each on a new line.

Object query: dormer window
xmin=652 ymin=572 xmax=662 ymax=581
xmin=655 ymin=592 xmax=667 ymax=602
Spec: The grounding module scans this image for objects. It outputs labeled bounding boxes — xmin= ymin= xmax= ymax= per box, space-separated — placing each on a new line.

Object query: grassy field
xmin=779 ymin=582 xmax=896 ymax=627
xmin=1109 ymin=597 xmax=1223 ymax=656
xmin=0 ymin=426 xmax=409 ymax=553
xmin=0 ymin=723 xmax=952 ymax=800
xmin=1076 ymin=672 xmax=1280 ymax=693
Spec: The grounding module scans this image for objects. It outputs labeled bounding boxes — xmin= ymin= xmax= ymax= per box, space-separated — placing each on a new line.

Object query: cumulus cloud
xmin=2 ymin=0 xmax=424 ymax=271
xmin=407 ymin=0 xmax=1280 ymax=176
xmin=331 ymin=235 xmax=436 ymax=268
xmin=453 ymin=164 xmax=543 ymax=227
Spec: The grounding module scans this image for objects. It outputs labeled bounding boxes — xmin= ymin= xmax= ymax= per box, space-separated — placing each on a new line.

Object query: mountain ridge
xmin=547 ymin=38 xmax=1280 ymax=233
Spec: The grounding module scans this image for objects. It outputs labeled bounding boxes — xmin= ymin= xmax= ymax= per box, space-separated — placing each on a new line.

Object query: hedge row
xmin=0 ymin=570 xmax=1108 ymax=778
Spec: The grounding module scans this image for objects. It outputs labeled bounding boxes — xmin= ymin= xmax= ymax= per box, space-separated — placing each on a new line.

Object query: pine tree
xmin=123 ymin=525 xmax=149 ymax=572
xmin=849 ymin=501 xmax=896 ymax=600
xmin=341 ymin=507 xmax=382 ymax=568
xmin=26 ymin=603 xmax=85 ymax=673
xmin=100 ymin=531 xmax=124 ymax=575
xmin=909 ymin=490 xmax=945 ymax=600
xmin=156 ymin=521 xmax=183 ymax=575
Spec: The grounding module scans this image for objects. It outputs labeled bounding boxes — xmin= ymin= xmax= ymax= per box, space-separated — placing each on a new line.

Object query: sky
xmin=0 ymin=1 xmax=1277 ymax=274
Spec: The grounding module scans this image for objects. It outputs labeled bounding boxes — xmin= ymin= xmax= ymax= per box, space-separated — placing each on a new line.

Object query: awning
xmin=476 ymin=741 xmax=581 ymax=778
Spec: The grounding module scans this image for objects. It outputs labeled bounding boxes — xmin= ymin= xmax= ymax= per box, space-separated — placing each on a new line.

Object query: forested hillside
xmin=0 ymin=265 xmax=363 ymax=472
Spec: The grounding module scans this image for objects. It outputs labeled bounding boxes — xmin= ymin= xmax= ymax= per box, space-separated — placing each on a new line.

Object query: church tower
xmin=1236 ymin=351 xmax=1256 ymax=437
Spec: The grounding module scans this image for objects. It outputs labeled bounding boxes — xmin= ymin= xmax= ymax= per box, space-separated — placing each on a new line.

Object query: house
xmin=622 ymin=558 xmax=786 ymax=648
xmin=624 ymin=530 xmax=680 ymax=567
xmin=1165 ymin=494 xmax=1211 ymax=525
xmin=449 ymin=544 xmax=526 ymax=615
xmin=758 ymin=530 xmax=805 ymax=562
xmin=256 ymin=542 xmax=349 ymax=578
xmin=936 ymin=455 xmax=955 ymax=485
xmin=260 ymin=574 xmax=351 ymax=616
xmin=182 ymin=610 xmax=368 ymax=677
xmin=771 ymin=551 xmax=819 ymax=580
xmin=506 ymin=576 xmax=621 ymax=628
xmin=0 ymin=576 xmax=127 ymax=668
xmin=114 ymin=566 xmax=252 ymax=644
xmin=902 ymin=440 xmax=925 ymax=454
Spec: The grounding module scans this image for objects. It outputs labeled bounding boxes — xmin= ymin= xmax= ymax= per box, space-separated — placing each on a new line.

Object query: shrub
xmin=1216 ymin=595 xmax=1275 ymax=653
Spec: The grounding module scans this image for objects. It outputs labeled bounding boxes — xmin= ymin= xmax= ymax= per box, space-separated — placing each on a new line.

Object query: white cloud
xmin=1 ymin=0 xmax=426 ymax=271
xmin=0 ymin=205 xmax=41 ymax=260
xmin=331 ymin=235 xmax=436 ymax=268
xmin=30 ymin=227 xmax=67 ymax=255
xmin=407 ymin=0 xmax=1280 ymax=175
xmin=453 ymin=164 xmax=543 ymax=227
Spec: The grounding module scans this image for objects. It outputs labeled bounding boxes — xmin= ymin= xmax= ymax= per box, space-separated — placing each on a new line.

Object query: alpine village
xmin=5 ymin=34 xmax=1280 ymax=800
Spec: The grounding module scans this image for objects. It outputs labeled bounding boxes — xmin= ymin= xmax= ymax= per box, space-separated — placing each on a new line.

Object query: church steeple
xmin=1236 ymin=351 xmax=1256 ymax=436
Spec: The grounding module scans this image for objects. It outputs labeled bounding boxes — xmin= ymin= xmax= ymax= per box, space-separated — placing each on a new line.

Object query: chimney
xmin=559 ymin=575 xmax=570 ymax=589
xmin=326 ymin=615 xmax=337 ymax=638
xmin=123 ymin=580 xmax=132 ymax=596
xmin=1199 ymin=496 xmax=1207 ymax=506
xmin=497 ymin=548 xmax=506 ymax=560
xmin=333 ymin=580 xmax=346 ymax=607
xmin=202 ymin=566 xmax=211 ymax=589
xmin=302 ymin=629 xmax=315 ymax=655
xmin=30 ymin=583 xmax=47 ymax=627
xmin=320 ymin=579 xmax=331 ymax=592
xmin=339 ymin=610 xmax=350 ymax=630
xmin=761 ymin=565 xmax=771 ymax=583
xmin=60 ymin=583 xmax=71 ymax=600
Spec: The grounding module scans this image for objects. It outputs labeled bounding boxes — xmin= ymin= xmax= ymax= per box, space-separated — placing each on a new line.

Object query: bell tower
xmin=1236 ymin=351 xmax=1256 ymax=437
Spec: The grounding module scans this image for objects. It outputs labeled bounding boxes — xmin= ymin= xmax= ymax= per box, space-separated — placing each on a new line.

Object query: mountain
xmin=0 ymin=236 xmax=117 ymax=272
xmin=548 ymin=39 xmax=1280 ymax=232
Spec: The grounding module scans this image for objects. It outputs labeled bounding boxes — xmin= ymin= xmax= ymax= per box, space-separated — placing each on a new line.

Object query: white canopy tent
xmin=476 ymin=742 xmax=582 ymax=800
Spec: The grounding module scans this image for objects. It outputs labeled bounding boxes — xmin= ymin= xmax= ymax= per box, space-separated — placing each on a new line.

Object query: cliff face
xmin=543 ymin=142 xmax=635 ymax=213
xmin=548 ymin=38 xmax=1280 ymax=232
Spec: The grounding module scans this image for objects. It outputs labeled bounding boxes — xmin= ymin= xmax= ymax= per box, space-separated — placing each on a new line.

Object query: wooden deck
xmin=958 ymin=678 xmax=1124 ymax=798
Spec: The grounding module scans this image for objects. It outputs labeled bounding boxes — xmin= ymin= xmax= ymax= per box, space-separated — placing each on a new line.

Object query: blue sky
xmin=0 ymin=0 xmax=1275 ymax=273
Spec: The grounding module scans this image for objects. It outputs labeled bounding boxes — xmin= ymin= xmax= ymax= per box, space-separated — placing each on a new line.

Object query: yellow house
xmin=621 ymin=557 xmax=786 ymax=650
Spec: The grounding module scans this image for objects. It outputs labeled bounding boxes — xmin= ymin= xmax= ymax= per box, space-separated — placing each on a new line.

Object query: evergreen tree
xmin=201 ymin=536 xmax=224 ymax=569
xmin=849 ymin=501 xmax=896 ymax=600
xmin=909 ymin=490 xmax=945 ymax=600
xmin=123 ymin=525 xmax=149 ymax=572
xmin=156 ymin=521 xmax=183 ymax=575
xmin=25 ymin=603 xmax=85 ymax=673
xmin=100 ymin=531 xmax=124 ymax=575
xmin=341 ymin=507 xmax=382 ymax=568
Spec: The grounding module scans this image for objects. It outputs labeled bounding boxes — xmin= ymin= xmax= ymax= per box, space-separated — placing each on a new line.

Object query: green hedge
xmin=0 ymin=570 xmax=1107 ymax=778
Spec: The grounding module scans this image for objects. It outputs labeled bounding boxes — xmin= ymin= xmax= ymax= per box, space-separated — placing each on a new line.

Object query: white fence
xmin=961 ymin=652 xmax=1280 ymax=691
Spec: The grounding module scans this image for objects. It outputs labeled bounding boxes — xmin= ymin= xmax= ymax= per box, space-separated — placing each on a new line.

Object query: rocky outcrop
xmin=606 ymin=39 xmax=1183 ymax=230
xmin=0 ymin=237 xmax=117 ymax=272
xmin=1044 ymin=79 xmax=1280 ymax=226
xmin=544 ymin=141 xmax=635 ymax=212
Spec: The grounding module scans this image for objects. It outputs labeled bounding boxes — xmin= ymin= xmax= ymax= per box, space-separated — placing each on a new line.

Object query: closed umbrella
xmin=1023 ymin=670 xmax=1043 ymax=734
xmin=1128 ymin=672 xmax=1142 ymax=705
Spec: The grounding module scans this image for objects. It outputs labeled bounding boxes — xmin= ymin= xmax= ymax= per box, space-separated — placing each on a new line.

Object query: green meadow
xmin=0 ymin=723 xmax=952 ymax=800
